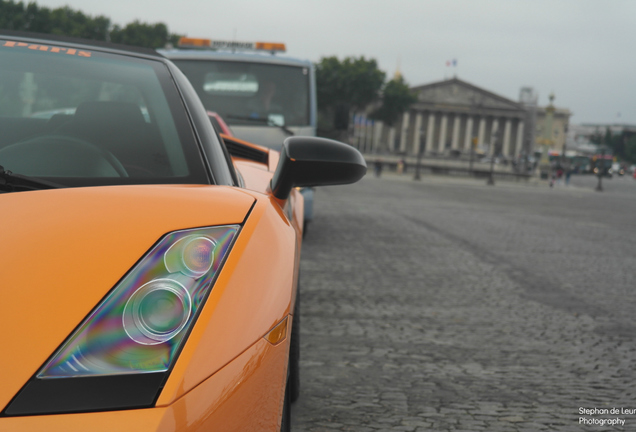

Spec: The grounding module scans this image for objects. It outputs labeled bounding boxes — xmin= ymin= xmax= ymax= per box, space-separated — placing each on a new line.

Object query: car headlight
xmin=4 ymin=225 xmax=239 ymax=416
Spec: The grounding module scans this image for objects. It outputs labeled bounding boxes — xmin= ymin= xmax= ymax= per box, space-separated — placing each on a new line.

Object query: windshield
xmin=0 ymin=39 xmax=208 ymax=188
xmin=172 ymin=59 xmax=310 ymax=127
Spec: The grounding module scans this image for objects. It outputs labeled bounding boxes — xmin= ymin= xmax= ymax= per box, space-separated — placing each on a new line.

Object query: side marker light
xmin=264 ymin=316 xmax=288 ymax=345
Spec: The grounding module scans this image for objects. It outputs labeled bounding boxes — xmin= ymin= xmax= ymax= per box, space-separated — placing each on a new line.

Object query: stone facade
xmin=535 ymin=106 xmax=571 ymax=152
xmin=368 ymin=78 xmax=571 ymax=158
xmin=392 ymin=78 xmax=527 ymax=157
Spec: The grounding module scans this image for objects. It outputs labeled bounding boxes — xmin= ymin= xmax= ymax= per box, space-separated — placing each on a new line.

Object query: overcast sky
xmin=32 ymin=0 xmax=636 ymax=125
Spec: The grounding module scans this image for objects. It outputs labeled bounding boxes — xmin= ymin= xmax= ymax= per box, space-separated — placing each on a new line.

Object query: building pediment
xmin=411 ymin=78 xmax=524 ymax=114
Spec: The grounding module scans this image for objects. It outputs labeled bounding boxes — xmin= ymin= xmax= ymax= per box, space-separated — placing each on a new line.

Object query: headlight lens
xmin=123 ymin=278 xmax=192 ymax=345
xmin=38 ymin=225 xmax=239 ymax=378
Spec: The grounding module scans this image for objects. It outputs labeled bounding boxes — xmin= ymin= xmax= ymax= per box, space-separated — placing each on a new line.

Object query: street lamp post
xmin=595 ymin=148 xmax=605 ymax=192
xmin=414 ymin=129 xmax=426 ymax=181
xmin=487 ymin=130 xmax=499 ymax=185
xmin=469 ymin=137 xmax=477 ymax=175
xmin=539 ymin=93 xmax=556 ymax=180
xmin=562 ymin=123 xmax=568 ymax=165
xmin=562 ymin=123 xmax=569 ymax=184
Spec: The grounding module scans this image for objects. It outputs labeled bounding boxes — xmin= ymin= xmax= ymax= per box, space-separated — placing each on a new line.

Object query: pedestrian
xmin=556 ymin=166 xmax=563 ymax=186
xmin=374 ymin=159 xmax=383 ymax=177
xmin=565 ymin=167 xmax=572 ymax=186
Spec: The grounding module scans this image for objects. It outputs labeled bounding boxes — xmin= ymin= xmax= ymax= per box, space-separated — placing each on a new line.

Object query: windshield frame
xmin=0 ymin=37 xmax=214 ymax=189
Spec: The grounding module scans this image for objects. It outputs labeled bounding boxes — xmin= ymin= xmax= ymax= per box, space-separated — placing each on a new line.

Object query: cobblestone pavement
xmin=569 ymin=173 xmax=636 ymax=196
xmin=291 ymin=173 xmax=636 ymax=431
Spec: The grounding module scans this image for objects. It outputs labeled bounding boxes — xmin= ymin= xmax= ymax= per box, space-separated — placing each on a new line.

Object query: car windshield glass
xmin=0 ymin=39 xmax=208 ymax=187
xmin=172 ymin=59 xmax=310 ymax=127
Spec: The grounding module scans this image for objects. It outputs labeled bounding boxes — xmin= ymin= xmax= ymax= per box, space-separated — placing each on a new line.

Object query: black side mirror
xmin=270 ymin=136 xmax=367 ymax=200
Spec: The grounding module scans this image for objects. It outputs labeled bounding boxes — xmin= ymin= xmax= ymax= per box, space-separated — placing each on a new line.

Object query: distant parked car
xmin=207 ymin=111 xmax=234 ymax=136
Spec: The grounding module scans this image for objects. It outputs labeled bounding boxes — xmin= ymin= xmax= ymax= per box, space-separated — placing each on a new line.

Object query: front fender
xmin=156 ymin=194 xmax=299 ymax=406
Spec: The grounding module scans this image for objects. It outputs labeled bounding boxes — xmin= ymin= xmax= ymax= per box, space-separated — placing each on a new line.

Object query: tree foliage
xmin=0 ymin=1 xmax=110 ymax=40
xmin=110 ymin=21 xmax=180 ymax=49
xmin=625 ymin=135 xmax=636 ymax=164
xmin=590 ymin=127 xmax=634 ymax=162
xmin=370 ymin=76 xmax=417 ymax=127
xmin=315 ymin=56 xmax=416 ymax=135
xmin=0 ymin=0 xmax=180 ymax=49
xmin=316 ymin=56 xmax=386 ymax=132
xmin=316 ymin=56 xmax=386 ymax=113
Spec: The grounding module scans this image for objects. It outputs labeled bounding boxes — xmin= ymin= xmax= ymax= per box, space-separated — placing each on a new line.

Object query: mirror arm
xmin=270 ymin=145 xmax=295 ymax=200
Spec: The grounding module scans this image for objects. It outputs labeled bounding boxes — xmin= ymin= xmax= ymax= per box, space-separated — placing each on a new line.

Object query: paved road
xmin=569 ymin=173 xmax=636 ymax=196
xmin=291 ymin=173 xmax=636 ymax=431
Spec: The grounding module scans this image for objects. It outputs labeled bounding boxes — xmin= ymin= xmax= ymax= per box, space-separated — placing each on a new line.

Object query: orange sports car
xmin=0 ymin=31 xmax=366 ymax=431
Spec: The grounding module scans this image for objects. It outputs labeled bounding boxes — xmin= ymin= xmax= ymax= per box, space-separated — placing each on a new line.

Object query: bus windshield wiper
xmin=226 ymin=114 xmax=295 ymax=136
xmin=0 ymin=165 xmax=63 ymax=192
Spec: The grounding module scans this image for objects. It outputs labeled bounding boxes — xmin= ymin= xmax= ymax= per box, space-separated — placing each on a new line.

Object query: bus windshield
xmin=173 ymin=60 xmax=310 ymax=128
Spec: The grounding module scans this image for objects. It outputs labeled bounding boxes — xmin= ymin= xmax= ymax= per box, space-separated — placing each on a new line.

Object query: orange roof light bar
xmin=178 ymin=37 xmax=211 ymax=48
xmin=177 ymin=37 xmax=285 ymax=53
xmin=254 ymin=42 xmax=286 ymax=53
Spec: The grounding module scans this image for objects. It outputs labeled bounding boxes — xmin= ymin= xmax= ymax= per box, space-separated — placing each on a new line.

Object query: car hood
xmin=0 ymin=185 xmax=255 ymax=411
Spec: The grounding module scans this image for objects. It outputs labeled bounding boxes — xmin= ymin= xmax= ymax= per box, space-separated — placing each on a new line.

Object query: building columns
xmin=401 ymin=110 xmax=527 ymax=158
xmin=464 ymin=116 xmax=474 ymax=151
xmin=451 ymin=115 xmax=461 ymax=150
xmin=426 ymin=113 xmax=435 ymax=153
xmin=438 ymin=114 xmax=448 ymax=152
xmin=478 ymin=117 xmax=486 ymax=151
xmin=372 ymin=121 xmax=383 ymax=152
xmin=412 ymin=113 xmax=423 ymax=154
xmin=399 ymin=113 xmax=409 ymax=152
xmin=515 ymin=121 xmax=525 ymax=157
xmin=490 ymin=118 xmax=500 ymax=156
xmin=502 ymin=119 xmax=512 ymax=157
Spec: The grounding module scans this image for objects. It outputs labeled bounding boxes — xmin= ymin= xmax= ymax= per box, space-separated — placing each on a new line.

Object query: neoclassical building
xmin=366 ymin=78 xmax=570 ymax=158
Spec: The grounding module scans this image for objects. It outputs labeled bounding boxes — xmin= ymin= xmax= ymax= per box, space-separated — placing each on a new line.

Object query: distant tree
xmin=0 ymin=1 xmax=110 ymax=40
xmin=590 ymin=127 xmax=613 ymax=151
xmin=110 ymin=20 xmax=181 ymax=49
xmin=604 ymin=128 xmax=613 ymax=148
xmin=0 ymin=0 xmax=180 ymax=49
xmin=589 ymin=130 xmax=602 ymax=147
xmin=0 ymin=0 xmax=32 ymax=31
xmin=624 ymin=135 xmax=636 ymax=164
xmin=48 ymin=7 xmax=110 ymax=40
xmin=315 ymin=56 xmax=386 ymax=134
xmin=370 ymin=75 xmax=417 ymax=127
xmin=589 ymin=127 xmax=630 ymax=160
xmin=610 ymin=132 xmax=627 ymax=160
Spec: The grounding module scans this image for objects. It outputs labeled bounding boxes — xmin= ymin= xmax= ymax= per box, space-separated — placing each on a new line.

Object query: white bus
xmin=161 ymin=38 xmax=317 ymax=228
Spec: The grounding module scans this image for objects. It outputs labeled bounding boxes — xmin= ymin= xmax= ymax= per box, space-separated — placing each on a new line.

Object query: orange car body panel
xmin=156 ymin=192 xmax=299 ymax=405
xmin=1 ymin=134 xmax=302 ymax=429
xmin=1 ymin=330 xmax=289 ymax=431
xmin=0 ymin=185 xmax=255 ymax=411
